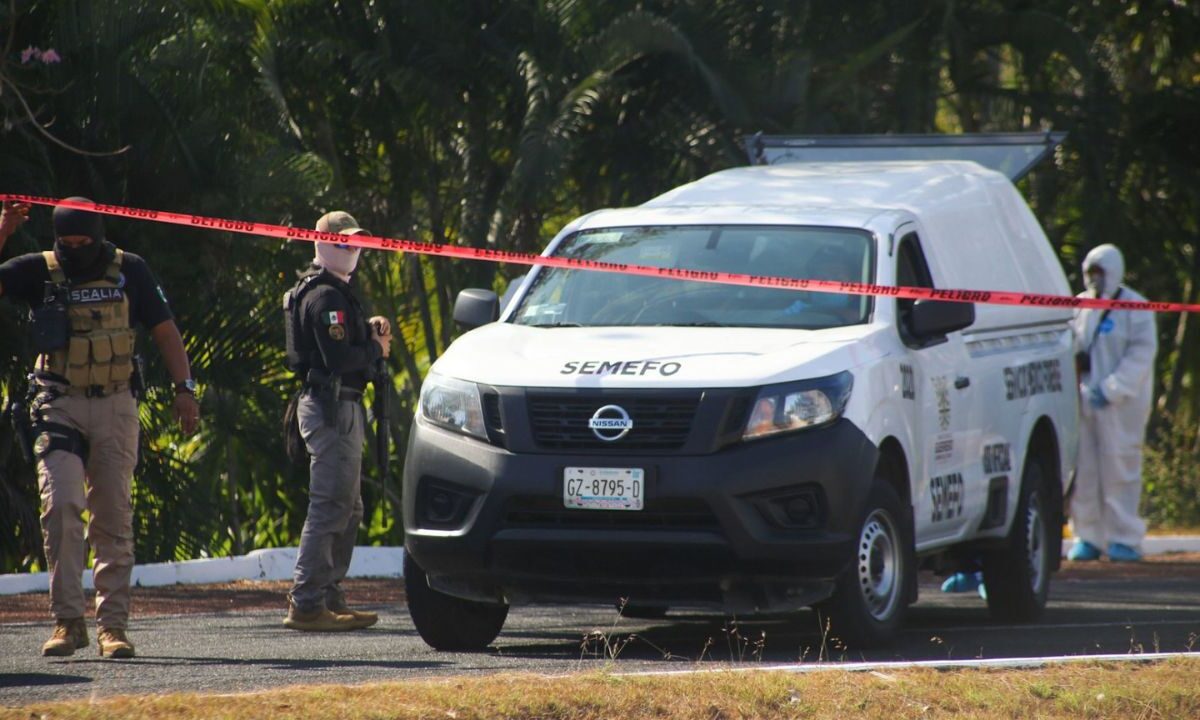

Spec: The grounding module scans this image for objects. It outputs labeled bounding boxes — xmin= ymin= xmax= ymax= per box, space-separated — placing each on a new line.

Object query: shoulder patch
xmin=323 ymin=310 xmax=346 ymax=326
xmin=328 ymin=324 xmax=346 ymax=341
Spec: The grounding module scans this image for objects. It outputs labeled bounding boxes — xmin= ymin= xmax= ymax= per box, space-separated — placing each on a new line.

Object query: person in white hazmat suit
xmin=1068 ymin=244 xmax=1158 ymax=563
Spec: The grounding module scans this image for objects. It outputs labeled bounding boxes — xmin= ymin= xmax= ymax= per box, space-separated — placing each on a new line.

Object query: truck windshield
xmin=512 ymin=225 xmax=874 ymax=329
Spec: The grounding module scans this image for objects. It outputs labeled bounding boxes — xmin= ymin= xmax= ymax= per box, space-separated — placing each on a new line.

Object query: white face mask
xmin=1085 ymin=270 xmax=1106 ymax=297
xmin=314 ymin=241 xmax=361 ymax=277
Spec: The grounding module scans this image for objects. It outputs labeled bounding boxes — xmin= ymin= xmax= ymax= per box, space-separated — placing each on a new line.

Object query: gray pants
xmin=290 ymin=394 xmax=365 ymax=613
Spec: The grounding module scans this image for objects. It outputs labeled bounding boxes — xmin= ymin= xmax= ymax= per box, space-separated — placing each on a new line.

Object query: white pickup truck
xmin=402 ymin=133 xmax=1078 ymax=651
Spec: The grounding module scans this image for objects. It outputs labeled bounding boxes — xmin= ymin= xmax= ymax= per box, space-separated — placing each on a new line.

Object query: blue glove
xmin=1088 ymin=384 xmax=1110 ymax=408
xmin=782 ymin=299 xmax=809 ymax=316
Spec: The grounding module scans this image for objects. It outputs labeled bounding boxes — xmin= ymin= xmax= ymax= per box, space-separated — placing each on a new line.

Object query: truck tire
xmin=404 ymin=553 xmax=508 ymax=651
xmin=982 ymin=459 xmax=1052 ymax=621
xmin=815 ymin=470 xmax=913 ymax=648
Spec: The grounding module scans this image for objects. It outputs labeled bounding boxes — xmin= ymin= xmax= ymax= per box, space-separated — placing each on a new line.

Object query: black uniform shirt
xmin=299 ymin=270 xmax=380 ymax=392
xmin=0 ymin=246 xmax=174 ymax=329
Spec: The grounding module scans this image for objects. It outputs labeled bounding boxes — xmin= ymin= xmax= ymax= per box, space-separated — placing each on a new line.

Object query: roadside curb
xmin=627 ymin=651 xmax=1198 ymax=677
xmin=0 ymin=546 xmax=404 ymax=596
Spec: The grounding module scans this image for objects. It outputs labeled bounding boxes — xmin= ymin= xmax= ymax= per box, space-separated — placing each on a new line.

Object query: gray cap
xmin=315 ymin=210 xmax=367 ymax=235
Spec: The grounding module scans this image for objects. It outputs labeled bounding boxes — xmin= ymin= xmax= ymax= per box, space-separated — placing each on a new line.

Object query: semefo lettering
xmin=560 ymin=360 xmax=682 ymax=377
xmin=1003 ymin=359 xmax=1063 ymax=401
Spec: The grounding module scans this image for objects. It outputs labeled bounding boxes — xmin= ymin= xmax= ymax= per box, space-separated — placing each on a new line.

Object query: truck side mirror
xmin=453 ymin=289 xmax=499 ymax=330
xmin=909 ymin=299 xmax=974 ymax=339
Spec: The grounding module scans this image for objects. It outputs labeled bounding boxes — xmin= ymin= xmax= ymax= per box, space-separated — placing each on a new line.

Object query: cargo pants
xmin=290 ymin=394 xmax=365 ymax=613
xmin=34 ymin=387 xmax=139 ymax=629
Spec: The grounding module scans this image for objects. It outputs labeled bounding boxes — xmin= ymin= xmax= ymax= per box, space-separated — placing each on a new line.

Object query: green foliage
xmin=3 ymin=0 xmax=1200 ymax=571
xmin=1143 ymin=413 xmax=1200 ymax=529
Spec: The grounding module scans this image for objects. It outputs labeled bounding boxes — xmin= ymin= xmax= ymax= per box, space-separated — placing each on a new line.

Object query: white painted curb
xmin=626 ymin=651 xmax=1198 ymax=677
xmin=0 ymin=546 xmax=404 ymax=596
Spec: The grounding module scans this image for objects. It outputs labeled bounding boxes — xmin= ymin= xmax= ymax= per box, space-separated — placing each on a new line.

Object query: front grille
xmin=528 ymin=394 xmax=700 ymax=450
xmin=483 ymin=393 xmax=503 ymax=431
xmin=482 ymin=391 xmax=505 ymax=447
xmin=504 ymin=496 xmax=720 ymax=531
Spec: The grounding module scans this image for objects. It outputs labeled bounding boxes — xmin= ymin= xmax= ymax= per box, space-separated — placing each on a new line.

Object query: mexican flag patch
xmin=325 ymin=310 xmax=346 ymax=325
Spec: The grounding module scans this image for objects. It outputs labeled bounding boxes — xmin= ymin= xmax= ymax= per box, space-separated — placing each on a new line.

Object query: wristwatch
xmin=174 ymin=378 xmax=197 ymax=395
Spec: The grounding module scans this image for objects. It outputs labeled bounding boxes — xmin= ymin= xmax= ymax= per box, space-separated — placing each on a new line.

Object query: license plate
xmin=563 ymin=467 xmax=645 ymax=511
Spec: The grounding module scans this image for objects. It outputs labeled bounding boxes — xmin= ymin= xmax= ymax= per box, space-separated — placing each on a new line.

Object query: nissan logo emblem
xmin=588 ymin=404 xmax=633 ymax=442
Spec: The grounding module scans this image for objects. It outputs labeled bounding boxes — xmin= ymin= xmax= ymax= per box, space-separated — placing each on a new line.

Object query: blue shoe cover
xmin=1107 ymin=543 xmax=1143 ymax=562
xmin=1067 ymin=540 xmax=1102 ymax=561
xmin=978 ymin=582 xmax=987 ymax=600
xmin=940 ymin=571 xmax=983 ymax=593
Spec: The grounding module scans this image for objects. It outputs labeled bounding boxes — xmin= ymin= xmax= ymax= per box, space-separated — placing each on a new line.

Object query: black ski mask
xmin=52 ymin=198 xmax=109 ymax=278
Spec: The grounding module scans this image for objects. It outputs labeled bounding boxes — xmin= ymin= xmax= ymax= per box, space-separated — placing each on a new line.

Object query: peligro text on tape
xmin=1 ymin=194 xmax=1188 ymax=314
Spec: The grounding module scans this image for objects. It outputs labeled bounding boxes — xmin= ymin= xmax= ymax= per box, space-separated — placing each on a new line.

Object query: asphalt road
xmin=2 ymin=571 xmax=1199 ymax=706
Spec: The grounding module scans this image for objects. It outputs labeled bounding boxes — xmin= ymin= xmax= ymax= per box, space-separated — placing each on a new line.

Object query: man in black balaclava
xmin=51 ymin=200 xmax=111 ymax=277
xmin=0 ymin=198 xmax=201 ymax=659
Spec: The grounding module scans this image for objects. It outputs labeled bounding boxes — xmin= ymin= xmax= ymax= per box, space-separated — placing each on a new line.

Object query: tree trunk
xmin=227 ymin=437 xmax=244 ymax=556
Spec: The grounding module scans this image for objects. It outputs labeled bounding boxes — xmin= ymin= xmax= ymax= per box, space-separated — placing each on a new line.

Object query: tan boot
xmin=328 ymin=596 xmax=379 ymax=629
xmin=42 ymin=618 xmax=88 ymax=657
xmin=282 ymin=602 xmax=360 ymax=632
xmin=97 ymin=627 xmax=136 ymax=659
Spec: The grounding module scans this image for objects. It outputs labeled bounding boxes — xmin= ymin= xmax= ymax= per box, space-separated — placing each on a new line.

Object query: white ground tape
xmin=626 ymin=651 xmax=1198 ymax=677
xmin=0 ymin=546 xmax=404 ymax=596
xmin=1 ymin=535 xmax=1197 ymax=596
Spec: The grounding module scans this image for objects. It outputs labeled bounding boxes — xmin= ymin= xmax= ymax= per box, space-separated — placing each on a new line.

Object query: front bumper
xmin=403 ymin=408 xmax=879 ymax=612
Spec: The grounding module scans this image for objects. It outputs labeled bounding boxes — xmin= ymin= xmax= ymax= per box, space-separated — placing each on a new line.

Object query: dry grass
xmin=5 ymin=658 xmax=1199 ymax=720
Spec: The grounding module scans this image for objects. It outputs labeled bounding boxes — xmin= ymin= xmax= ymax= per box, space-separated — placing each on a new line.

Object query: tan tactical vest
xmin=35 ymin=249 xmax=136 ymax=394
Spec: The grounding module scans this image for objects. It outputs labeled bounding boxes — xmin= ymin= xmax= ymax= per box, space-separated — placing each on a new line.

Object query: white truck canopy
xmin=744 ymin=132 xmax=1066 ymax=182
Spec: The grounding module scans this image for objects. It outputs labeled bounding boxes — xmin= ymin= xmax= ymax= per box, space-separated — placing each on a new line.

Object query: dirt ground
xmin=2 ymin=553 xmax=1197 ymax=625
xmin=0 ymin=578 xmax=405 ymax=624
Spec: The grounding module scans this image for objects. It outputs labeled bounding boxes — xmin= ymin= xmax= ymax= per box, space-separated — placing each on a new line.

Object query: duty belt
xmin=304 ymin=385 xmax=363 ymax=402
xmin=35 ymin=374 xmax=130 ymax=398
xmin=63 ymin=383 xmax=131 ymax=398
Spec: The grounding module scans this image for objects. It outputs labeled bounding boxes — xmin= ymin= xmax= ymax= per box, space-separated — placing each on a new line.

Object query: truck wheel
xmin=816 ymin=473 xmax=912 ymax=648
xmin=404 ymin=553 xmax=508 ymax=651
xmin=982 ymin=460 xmax=1051 ymax=621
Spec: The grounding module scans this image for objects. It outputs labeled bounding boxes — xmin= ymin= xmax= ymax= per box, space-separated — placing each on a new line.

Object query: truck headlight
xmin=743 ymin=371 xmax=854 ymax=441
xmin=419 ymin=373 xmax=487 ymax=440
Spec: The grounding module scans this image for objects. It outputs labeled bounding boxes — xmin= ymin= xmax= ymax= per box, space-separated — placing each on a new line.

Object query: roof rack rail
xmin=743 ymin=131 xmax=1067 ymax=182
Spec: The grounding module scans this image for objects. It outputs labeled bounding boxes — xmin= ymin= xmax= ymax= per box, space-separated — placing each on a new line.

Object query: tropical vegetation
xmin=2 ymin=0 xmax=1198 ymax=572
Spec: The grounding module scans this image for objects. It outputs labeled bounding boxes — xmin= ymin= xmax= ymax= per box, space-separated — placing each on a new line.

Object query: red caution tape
xmin=2 ymin=194 xmax=1187 ymax=313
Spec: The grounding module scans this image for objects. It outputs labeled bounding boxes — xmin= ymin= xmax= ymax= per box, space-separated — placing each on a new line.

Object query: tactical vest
xmin=35 ymin=249 xmax=136 ymax=394
xmin=283 ymin=269 xmax=369 ymax=375
xmin=284 ymin=272 xmax=322 ymax=373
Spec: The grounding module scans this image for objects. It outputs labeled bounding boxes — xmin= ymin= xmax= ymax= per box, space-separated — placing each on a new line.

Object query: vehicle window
xmin=896 ymin=232 xmax=934 ymax=342
xmin=512 ymin=226 xmax=875 ymax=329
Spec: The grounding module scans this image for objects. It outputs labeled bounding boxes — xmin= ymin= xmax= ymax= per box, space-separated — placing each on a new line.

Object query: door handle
xmin=954 ymin=376 xmax=971 ymax=390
